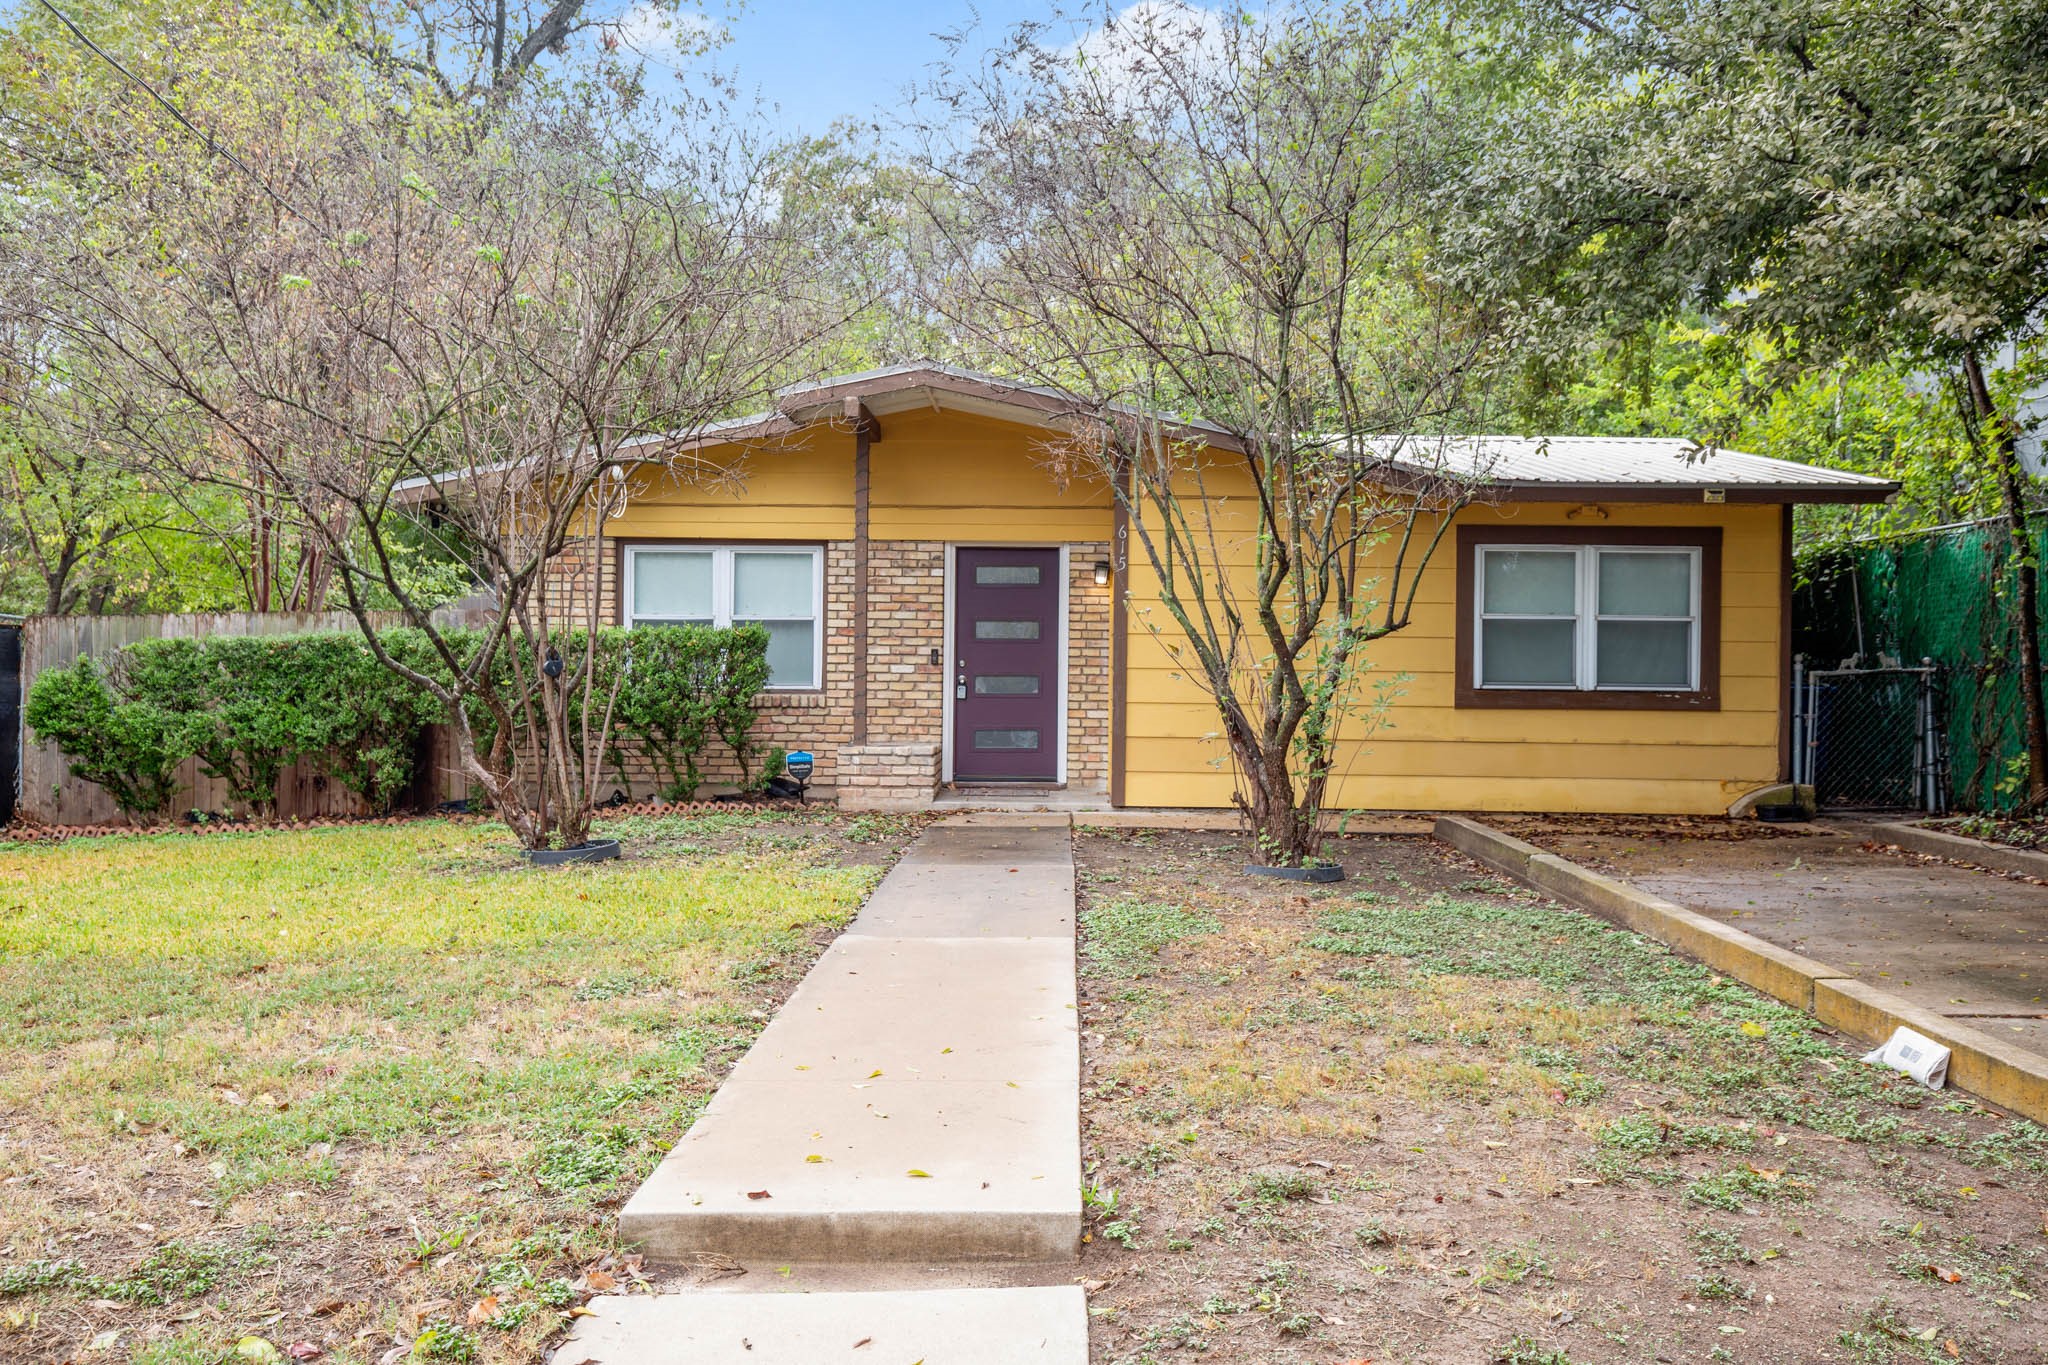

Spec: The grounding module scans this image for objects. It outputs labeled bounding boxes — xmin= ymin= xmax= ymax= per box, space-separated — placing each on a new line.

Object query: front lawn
xmin=0 ymin=809 xmax=916 ymax=1364
xmin=1074 ymin=828 xmax=2048 ymax=1363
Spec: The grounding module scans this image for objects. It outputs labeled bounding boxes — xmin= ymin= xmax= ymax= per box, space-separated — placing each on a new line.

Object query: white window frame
xmin=1473 ymin=543 xmax=1702 ymax=693
xmin=621 ymin=543 xmax=825 ymax=691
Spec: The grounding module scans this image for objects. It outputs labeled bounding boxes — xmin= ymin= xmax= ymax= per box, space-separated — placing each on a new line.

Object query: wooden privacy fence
xmin=16 ymin=608 xmax=492 ymax=826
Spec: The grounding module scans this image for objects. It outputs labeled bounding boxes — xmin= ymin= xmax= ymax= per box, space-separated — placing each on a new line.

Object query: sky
xmin=621 ymin=0 xmax=1089 ymax=136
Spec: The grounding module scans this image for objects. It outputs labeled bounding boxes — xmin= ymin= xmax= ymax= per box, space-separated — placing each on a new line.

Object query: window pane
xmin=1480 ymin=619 xmax=1576 ymax=687
xmin=1598 ymin=551 xmax=1693 ymax=617
xmin=973 ymin=728 xmax=1041 ymax=751
xmin=1482 ymin=550 xmax=1577 ymax=615
xmin=737 ymin=619 xmax=816 ymax=688
xmin=633 ymin=551 xmax=712 ymax=622
xmin=975 ymin=619 xmax=1041 ymax=640
xmin=973 ymin=674 xmax=1041 ymax=695
xmin=732 ymin=552 xmax=815 ymax=619
xmin=975 ymin=564 xmax=1041 ymax=586
xmin=1597 ymin=620 xmax=1692 ymax=688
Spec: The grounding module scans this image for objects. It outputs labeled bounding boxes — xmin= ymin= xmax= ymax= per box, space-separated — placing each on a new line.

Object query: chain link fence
xmin=1797 ymin=521 xmax=2030 ymax=812
xmin=1792 ymin=663 xmax=1946 ymax=811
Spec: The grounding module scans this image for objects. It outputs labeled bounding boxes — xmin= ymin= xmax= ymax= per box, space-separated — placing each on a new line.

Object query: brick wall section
xmin=1065 ymin=541 xmax=1112 ymax=795
xmin=838 ymin=743 xmax=941 ymax=811
xmin=541 ymin=536 xmax=1116 ymax=802
xmin=866 ymin=542 xmax=947 ymax=746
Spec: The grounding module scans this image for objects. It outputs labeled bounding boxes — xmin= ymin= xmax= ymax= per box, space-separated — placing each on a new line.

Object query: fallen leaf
xmin=805 ymin=1155 xmax=826 ymax=1164
xmin=236 ymin=1338 xmax=285 ymax=1365
xmin=1739 ymin=1021 xmax=1768 ymax=1038
xmin=584 ymin=1271 xmax=617 ymax=1292
xmin=286 ymin=1344 xmax=323 ymax=1361
xmin=309 ymin=1300 xmax=347 ymax=1318
xmin=89 ymin=1330 xmax=121 ymax=1352
xmin=1917 ymin=1325 xmax=1940 ymax=1342
xmin=1945 ymin=1341 xmax=1961 ymax=1358
xmin=466 ymin=1297 xmax=499 ymax=1325
xmin=867 ymin=1069 xmax=884 ymax=1079
xmin=746 ymin=1190 xmax=772 ymax=1200
xmin=907 ymin=1169 xmax=931 ymax=1178
xmin=852 ymin=1338 xmax=872 ymax=1349
xmin=1926 ymin=1265 xmax=1963 ymax=1284
xmin=1747 ymin=1164 xmax=1784 ymax=1182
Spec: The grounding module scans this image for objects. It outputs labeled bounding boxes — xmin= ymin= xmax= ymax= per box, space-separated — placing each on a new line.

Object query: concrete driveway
xmin=1494 ymin=815 xmax=2048 ymax=1061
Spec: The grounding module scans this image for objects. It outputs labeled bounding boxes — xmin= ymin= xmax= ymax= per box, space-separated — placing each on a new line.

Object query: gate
xmin=1791 ymin=658 xmax=1947 ymax=812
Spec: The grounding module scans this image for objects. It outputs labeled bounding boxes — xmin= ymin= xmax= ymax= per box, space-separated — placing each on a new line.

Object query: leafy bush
xmin=26 ymin=623 xmax=772 ymax=821
xmin=23 ymin=657 xmax=188 ymax=821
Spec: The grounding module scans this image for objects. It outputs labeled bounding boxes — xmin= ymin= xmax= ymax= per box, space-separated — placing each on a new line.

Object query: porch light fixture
xmin=1093 ymin=560 xmax=1111 ymax=587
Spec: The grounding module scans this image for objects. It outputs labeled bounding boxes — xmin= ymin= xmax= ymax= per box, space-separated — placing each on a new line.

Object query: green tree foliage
xmin=1514 ymin=318 xmax=1993 ymax=548
xmin=1434 ymin=0 xmax=2048 ymax=800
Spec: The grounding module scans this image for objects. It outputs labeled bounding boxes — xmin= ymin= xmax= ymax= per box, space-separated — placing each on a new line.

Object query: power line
xmin=33 ymin=0 xmax=313 ymax=224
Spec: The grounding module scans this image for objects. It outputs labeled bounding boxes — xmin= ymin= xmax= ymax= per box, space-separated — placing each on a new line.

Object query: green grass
xmin=1078 ymin=897 xmax=1221 ymax=978
xmin=0 ymin=813 xmax=896 ymax=1362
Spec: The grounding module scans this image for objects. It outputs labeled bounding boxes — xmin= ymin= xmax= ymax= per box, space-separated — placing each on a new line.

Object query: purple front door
xmin=953 ymin=547 xmax=1061 ymax=782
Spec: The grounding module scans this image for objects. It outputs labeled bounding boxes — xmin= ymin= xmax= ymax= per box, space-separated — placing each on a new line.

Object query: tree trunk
xmin=1964 ymin=351 xmax=2048 ymax=809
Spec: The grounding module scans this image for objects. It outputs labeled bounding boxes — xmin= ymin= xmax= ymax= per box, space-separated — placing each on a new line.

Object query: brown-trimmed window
xmin=1454 ymin=526 xmax=1721 ymax=711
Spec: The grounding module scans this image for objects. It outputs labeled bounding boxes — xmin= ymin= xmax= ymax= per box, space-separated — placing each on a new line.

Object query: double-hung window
xmin=1461 ymin=530 xmax=1718 ymax=707
xmin=623 ymin=544 xmax=823 ymax=690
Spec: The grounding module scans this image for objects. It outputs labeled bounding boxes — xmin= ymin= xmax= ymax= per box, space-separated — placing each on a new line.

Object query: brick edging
xmin=1870 ymin=820 xmax=2048 ymax=881
xmin=1433 ymin=815 xmax=2048 ymax=1125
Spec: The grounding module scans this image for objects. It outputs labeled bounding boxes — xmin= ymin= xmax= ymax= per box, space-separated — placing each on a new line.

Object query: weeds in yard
xmin=0 ymin=813 xmax=906 ymax=1363
xmin=1078 ymin=898 xmax=1221 ymax=978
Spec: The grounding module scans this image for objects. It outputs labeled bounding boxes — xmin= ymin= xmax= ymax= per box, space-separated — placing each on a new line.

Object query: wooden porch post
xmin=848 ymin=399 xmax=879 ymax=746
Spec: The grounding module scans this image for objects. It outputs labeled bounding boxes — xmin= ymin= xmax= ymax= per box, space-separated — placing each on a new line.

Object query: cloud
xmin=1059 ymin=1 xmax=1265 ymax=99
xmin=609 ymin=2 xmax=727 ymax=66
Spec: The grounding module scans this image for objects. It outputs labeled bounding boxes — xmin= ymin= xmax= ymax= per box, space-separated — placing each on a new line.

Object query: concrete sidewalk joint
xmin=618 ymin=821 xmax=1083 ymax=1265
xmin=1434 ymin=814 xmax=2048 ymax=1125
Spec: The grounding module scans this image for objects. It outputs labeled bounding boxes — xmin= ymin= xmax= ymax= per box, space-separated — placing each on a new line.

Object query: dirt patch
xmin=1074 ymin=828 xmax=2048 ymax=1363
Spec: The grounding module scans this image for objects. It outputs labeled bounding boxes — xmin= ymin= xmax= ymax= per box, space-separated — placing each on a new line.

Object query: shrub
xmin=23 ymin=657 xmax=188 ymax=822
xmin=24 ymin=622 xmax=768 ymax=820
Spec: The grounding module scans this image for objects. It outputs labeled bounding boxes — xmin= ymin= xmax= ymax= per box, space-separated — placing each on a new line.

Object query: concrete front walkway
xmin=564 ymin=817 xmax=1084 ymax=1363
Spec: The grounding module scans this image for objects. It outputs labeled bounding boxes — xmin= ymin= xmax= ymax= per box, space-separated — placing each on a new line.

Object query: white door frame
xmin=940 ymin=543 xmax=1069 ymax=786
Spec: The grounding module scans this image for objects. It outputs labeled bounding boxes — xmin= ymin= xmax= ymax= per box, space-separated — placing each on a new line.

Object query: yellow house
xmin=552 ymin=364 xmax=1893 ymax=815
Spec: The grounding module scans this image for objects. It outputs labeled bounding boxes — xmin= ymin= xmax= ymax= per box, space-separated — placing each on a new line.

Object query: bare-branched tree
xmin=23 ymin=60 xmax=855 ymax=848
xmin=907 ymin=1 xmax=1503 ymax=861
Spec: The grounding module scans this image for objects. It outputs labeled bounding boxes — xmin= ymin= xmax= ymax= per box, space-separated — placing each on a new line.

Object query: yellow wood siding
xmin=1120 ymin=499 xmax=1784 ymax=814
xmin=606 ymin=407 xmax=1784 ymax=814
xmin=605 ymin=407 xmax=1115 ymax=544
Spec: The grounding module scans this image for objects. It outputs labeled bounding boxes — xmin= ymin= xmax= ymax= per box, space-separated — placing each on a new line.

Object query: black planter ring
xmin=1242 ymin=862 xmax=1343 ymax=883
xmin=523 ymin=838 xmax=623 ymax=867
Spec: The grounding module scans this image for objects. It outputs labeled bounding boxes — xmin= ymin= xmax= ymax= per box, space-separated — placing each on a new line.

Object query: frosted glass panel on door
xmin=1598 ymin=551 xmax=1692 ymax=617
xmin=1597 ymin=620 xmax=1691 ymax=687
xmin=633 ymin=551 xmax=713 ymax=622
xmin=1480 ymin=619 xmax=1576 ymax=686
xmin=1482 ymin=550 xmax=1576 ymax=614
xmin=733 ymin=552 xmax=815 ymax=618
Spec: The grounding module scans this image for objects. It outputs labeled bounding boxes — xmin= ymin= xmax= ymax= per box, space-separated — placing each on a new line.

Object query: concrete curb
xmin=1432 ymin=815 xmax=2048 ymax=1124
xmin=1870 ymin=820 xmax=2048 ymax=881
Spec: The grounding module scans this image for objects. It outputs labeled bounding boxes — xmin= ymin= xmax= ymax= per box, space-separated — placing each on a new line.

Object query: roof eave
xmin=1469 ymin=481 xmax=1898 ymax=506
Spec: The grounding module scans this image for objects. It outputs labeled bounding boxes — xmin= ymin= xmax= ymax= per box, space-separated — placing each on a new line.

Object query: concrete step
xmin=559 ymin=1286 xmax=1087 ymax=1363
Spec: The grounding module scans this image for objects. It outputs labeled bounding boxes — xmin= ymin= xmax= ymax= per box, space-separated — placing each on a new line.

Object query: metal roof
xmin=1376 ymin=435 xmax=1884 ymax=493
xmin=388 ymin=365 xmax=1898 ymax=505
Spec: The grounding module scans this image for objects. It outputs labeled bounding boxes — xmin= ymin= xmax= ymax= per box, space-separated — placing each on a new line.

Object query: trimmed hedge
xmin=23 ymin=625 xmax=771 ymax=822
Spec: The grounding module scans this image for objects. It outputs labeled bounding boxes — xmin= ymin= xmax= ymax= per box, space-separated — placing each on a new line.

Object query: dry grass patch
xmin=1075 ymin=827 xmax=2048 ymax=1364
xmin=0 ymin=809 xmax=918 ymax=1364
